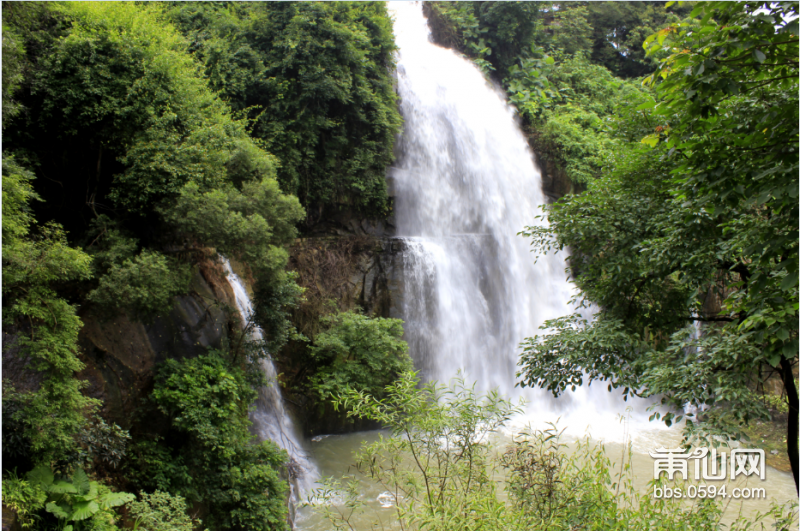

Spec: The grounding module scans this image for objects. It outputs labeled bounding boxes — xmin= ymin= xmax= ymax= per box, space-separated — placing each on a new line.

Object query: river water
xmin=291 ymin=2 xmax=796 ymax=527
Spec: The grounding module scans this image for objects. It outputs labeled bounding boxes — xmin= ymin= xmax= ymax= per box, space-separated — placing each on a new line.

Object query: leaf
xmin=636 ymin=100 xmax=656 ymax=110
xmin=783 ymin=340 xmax=798 ymax=358
xmin=641 ymin=134 xmax=660 ymax=147
xmin=99 ymin=491 xmax=135 ymax=509
xmin=753 ymin=49 xmax=766 ymax=63
xmin=656 ymin=27 xmax=672 ymax=45
xmin=72 ymin=469 xmax=91 ymax=496
xmin=45 ymin=502 xmax=70 ymax=520
xmin=545 ymin=55 xmax=554 ymax=65
xmin=70 ymin=501 xmax=100 ymax=521
xmin=780 ymin=274 xmax=798 ymax=291
xmin=49 ymin=481 xmax=78 ymax=494
xmin=27 ymin=464 xmax=54 ymax=487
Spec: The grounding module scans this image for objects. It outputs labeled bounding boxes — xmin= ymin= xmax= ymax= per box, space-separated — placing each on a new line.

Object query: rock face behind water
xmin=281 ymin=235 xmax=409 ymax=436
xmin=76 ymin=259 xmax=237 ymax=428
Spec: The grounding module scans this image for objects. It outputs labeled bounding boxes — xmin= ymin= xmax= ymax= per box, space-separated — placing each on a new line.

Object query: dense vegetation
xmin=2 ymin=2 xmax=401 ymax=529
xmin=518 ymin=0 xmax=799 ymax=490
xmin=165 ymin=2 xmax=402 ymax=222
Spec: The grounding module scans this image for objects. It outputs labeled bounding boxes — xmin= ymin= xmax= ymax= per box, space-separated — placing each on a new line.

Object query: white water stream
xmin=220 ymin=258 xmax=319 ymax=502
xmin=390 ymin=0 xmax=654 ymax=441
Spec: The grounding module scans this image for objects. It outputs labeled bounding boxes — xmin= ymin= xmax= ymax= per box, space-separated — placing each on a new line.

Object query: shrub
xmin=25 ymin=464 xmax=134 ymax=531
xmin=2 ymin=471 xmax=47 ymax=528
xmin=129 ymin=490 xmax=200 ymax=531
xmin=88 ymin=251 xmax=191 ymax=319
xmin=150 ymin=354 xmax=289 ymax=531
xmin=308 ymin=311 xmax=413 ymax=406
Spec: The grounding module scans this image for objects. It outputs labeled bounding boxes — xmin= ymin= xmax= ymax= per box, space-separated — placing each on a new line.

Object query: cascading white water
xmin=390 ymin=1 xmax=654 ymax=439
xmin=220 ymin=258 xmax=319 ymax=499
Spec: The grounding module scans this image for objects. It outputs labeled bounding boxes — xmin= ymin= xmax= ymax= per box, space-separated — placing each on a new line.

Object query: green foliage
xmin=30 ymin=2 xmax=240 ymax=214
xmin=519 ymin=0 xmax=799 ymax=484
xmin=425 ymin=2 xmax=542 ymax=80
xmin=152 ymin=354 xmax=256 ymax=451
xmin=150 ymin=354 xmax=289 ymax=531
xmin=545 ymin=4 xmax=593 ymax=57
xmin=508 ymin=53 xmax=651 ymax=184
xmin=642 ymin=0 xmax=799 ymax=366
xmin=123 ymin=438 xmax=192 ymax=496
xmin=2 ymin=15 xmax=26 ymax=128
xmin=159 ymin=179 xmax=303 ymax=277
xmin=318 ymin=372 xmax=796 ymax=530
xmin=580 ymin=1 xmax=690 ymax=78
xmin=73 ymin=417 xmax=131 ymax=473
xmin=2 ymin=156 xmax=98 ymax=464
xmin=6 ymin=1 xmax=304 ymax=255
xmin=88 ymin=251 xmax=191 ymax=319
xmin=129 ymin=490 xmax=201 ymax=531
xmin=2 ymin=471 xmax=48 ymax=528
xmin=307 ymin=311 xmax=413 ymax=407
xmin=167 ymin=2 xmax=402 ymax=218
xmin=252 ymin=270 xmax=306 ymax=355
xmin=82 ymin=216 xmax=139 ymax=276
xmin=26 ymin=464 xmax=134 ymax=531
xmin=2 ymin=155 xmax=39 ymax=242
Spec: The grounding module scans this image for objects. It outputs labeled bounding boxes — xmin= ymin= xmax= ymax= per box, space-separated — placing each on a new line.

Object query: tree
xmin=424 ymin=1 xmax=543 ymax=80
xmin=307 ymin=311 xmax=413 ymax=407
xmin=584 ymin=1 xmax=692 ymax=78
xmin=166 ymin=2 xmax=402 ymax=220
xmin=2 ymin=156 xmax=98 ymax=465
xmin=518 ymin=1 xmax=799 ymax=489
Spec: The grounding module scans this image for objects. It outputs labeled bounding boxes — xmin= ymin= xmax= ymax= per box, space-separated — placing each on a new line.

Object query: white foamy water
xmin=220 ymin=258 xmax=319 ymax=501
xmin=390 ymin=0 xmax=655 ymax=442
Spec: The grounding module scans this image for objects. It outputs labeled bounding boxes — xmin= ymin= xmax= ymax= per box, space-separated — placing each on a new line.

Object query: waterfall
xmin=389 ymin=1 xmax=654 ymax=439
xmin=220 ymin=258 xmax=319 ymax=500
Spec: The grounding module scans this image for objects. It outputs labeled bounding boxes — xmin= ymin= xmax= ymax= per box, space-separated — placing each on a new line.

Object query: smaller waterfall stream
xmin=221 ymin=258 xmax=319 ymax=500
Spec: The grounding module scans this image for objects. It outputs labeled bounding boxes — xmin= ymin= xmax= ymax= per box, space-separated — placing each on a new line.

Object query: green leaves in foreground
xmin=150 ymin=354 xmax=289 ymax=531
xmin=26 ymin=464 xmax=134 ymax=530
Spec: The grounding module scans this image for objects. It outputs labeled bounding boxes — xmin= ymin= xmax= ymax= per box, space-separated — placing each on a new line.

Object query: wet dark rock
xmin=76 ymin=262 xmax=236 ymax=429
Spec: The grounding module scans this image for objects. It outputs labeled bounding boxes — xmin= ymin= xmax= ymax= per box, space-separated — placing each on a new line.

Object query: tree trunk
xmin=779 ymin=356 xmax=798 ymax=492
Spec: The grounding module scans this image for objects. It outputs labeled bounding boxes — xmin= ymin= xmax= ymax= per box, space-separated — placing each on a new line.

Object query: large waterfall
xmin=389 ymin=1 xmax=652 ymax=439
xmin=221 ymin=259 xmax=318 ymax=500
